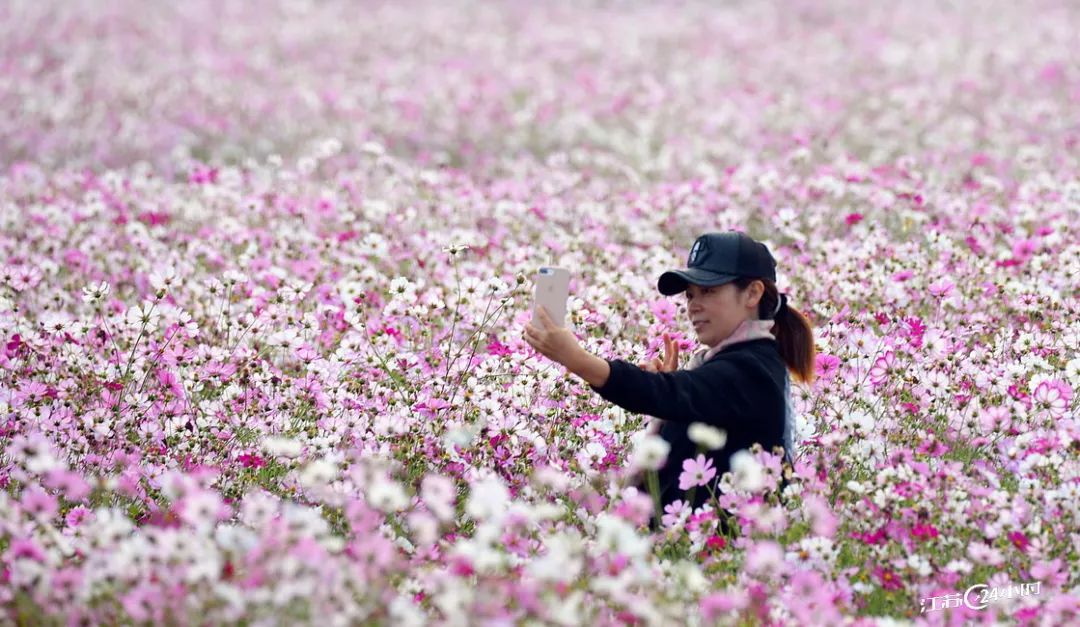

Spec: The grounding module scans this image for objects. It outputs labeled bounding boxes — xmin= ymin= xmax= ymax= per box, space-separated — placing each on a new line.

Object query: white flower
xmin=906 ymin=553 xmax=933 ymax=577
xmin=81 ymin=281 xmax=110 ymax=304
xmin=367 ymin=477 xmax=408 ymax=512
xmin=577 ymin=441 xmax=607 ymax=471
xmin=442 ymin=423 xmax=480 ymax=449
xmin=531 ymin=466 xmax=571 ymax=491
xmin=299 ymin=458 xmax=338 ymax=489
xmin=317 ymin=138 xmax=343 ymax=159
xmin=388 ymin=276 xmax=416 ymax=297
xmin=149 ymin=267 xmax=178 ymax=293
xmin=688 ymin=423 xmax=727 ymax=450
xmin=179 ymin=491 xmax=225 ymax=533
xmin=629 ymin=433 xmax=670 ymax=471
xmin=527 ymin=532 xmax=583 ymax=582
xmin=730 ymin=450 xmax=765 ymax=492
xmin=421 ymin=474 xmax=456 ymax=522
xmin=262 ymin=436 xmax=303 ymax=458
xmin=389 ymin=594 xmax=426 ymax=627
xmin=38 ymin=312 xmax=72 ymax=335
xmin=297 ymin=156 xmax=317 ymax=175
xmin=945 ymin=559 xmax=973 ymax=574
xmin=406 ymin=511 xmax=439 ymax=546
xmin=594 ymin=512 xmax=649 ymax=560
xmin=466 ymin=475 xmax=509 ymax=522
xmin=1065 ymin=358 xmax=1080 ymax=386
xmin=671 ymin=560 xmax=708 ymax=594
xmin=843 ymin=410 xmax=875 ymax=434
xmin=279 ymin=280 xmax=312 ymax=302
xmin=240 ymin=492 xmax=280 ymax=526
xmin=442 ymin=243 xmax=472 ymax=256
xmin=124 ymin=302 xmax=160 ymax=332
xmin=360 ymin=141 xmax=385 ymax=156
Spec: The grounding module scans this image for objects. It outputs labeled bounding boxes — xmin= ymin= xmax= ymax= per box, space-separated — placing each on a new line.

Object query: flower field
xmin=2 ymin=0 xmax=1079 ymax=624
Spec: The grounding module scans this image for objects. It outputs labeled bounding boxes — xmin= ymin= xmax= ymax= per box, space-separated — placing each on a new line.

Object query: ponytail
xmin=734 ymin=277 xmax=816 ymax=384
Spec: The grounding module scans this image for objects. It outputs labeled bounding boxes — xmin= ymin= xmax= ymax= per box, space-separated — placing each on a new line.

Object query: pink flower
xmin=868 ymin=350 xmax=896 ymax=386
xmin=121 ymin=583 xmax=164 ymax=623
xmin=1011 ymin=237 xmax=1039 ymax=261
xmin=815 ymin=354 xmax=841 ymax=381
xmin=745 ymin=541 xmax=784 ymax=577
xmin=1032 ymin=380 xmax=1072 ymax=419
xmin=6 ymin=537 xmax=47 ymax=562
xmin=662 ymin=500 xmax=689 ymax=528
xmin=979 ymin=405 xmax=1011 ymax=431
xmin=804 ymin=494 xmax=838 ymax=538
xmin=679 ymin=454 xmax=716 ymax=491
xmin=928 ymin=278 xmax=955 ymax=297
xmin=20 ymin=485 xmax=58 ymax=521
xmin=44 ymin=469 xmax=92 ymax=502
xmin=1030 ymin=558 xmax=1067 ymax=588
xmin=700 ymin=591 xmax=746 ymax=620
xmin=649 ymin=299 xmax=679 ymax=326
xmin=613 ymin=488 xmax=653 ymax=527
xmin=65 ymin=506 xmax=92 ymax=529
xmin=9 ymin=265 xmax=43 ymax=291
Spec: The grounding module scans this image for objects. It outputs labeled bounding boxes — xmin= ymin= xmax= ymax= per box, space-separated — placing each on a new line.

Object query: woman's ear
xmin=746 ymin=280 xmax=765 ymax=309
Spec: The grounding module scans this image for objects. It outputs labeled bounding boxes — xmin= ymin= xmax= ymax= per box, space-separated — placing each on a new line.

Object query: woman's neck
xmin=704 ymin=318 xmax=775 ymax=358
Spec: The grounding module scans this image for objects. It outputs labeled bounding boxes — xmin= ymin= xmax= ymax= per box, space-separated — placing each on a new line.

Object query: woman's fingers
xmin=641 ymin=334 xmax=681 ymax=373
xmin=659 ymin=334 xmax=678 ymax=371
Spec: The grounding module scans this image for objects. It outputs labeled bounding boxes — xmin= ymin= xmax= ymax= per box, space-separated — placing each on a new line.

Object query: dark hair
xmin=732 ymin=277 xmax=816 ymax=384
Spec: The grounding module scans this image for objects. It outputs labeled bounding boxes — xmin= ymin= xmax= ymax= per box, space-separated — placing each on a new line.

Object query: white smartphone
xmin=532 ymin=266 xmax=570 ymax=327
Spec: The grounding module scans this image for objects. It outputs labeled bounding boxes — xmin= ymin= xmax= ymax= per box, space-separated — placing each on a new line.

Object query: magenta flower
xmin=1007 ymin=530 xmax=1029 ymax=552
xmin=873 ymin=566 xmax=903 ymax=591
xmin=911 ymin=522 xmax=939 ymax=541
xmin=679 ymin=454 xmax=716 ymax=491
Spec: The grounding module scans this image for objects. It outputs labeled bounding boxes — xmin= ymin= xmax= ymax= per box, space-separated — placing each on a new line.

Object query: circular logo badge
xmin=964 ymin=583 xmax=988 ymax=610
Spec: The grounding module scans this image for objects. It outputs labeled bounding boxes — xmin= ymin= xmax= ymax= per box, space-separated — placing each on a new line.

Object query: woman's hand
xmin=638 ymin=333 xmax=679 ymax=373
xmin=523 ymin=306 xmax=611 ymax=388
xmin=523 ymin=306 xmax=585 ymax=367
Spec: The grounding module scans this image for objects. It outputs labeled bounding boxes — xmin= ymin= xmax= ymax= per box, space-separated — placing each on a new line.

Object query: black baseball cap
xmin=657 ymin=231 xmax=777 ymax=295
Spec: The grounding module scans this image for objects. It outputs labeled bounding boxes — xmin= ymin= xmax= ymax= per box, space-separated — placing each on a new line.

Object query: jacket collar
xmin=688 ymin=319 xmax=776 ymax=369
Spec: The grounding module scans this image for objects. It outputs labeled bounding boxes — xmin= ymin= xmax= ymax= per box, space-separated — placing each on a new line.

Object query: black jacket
xmin=590 ymin=338 xmax=788 ymax=515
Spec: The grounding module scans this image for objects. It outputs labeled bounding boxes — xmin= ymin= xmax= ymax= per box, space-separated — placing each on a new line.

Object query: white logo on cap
xmin=688 ymin=240 xmax=703 ymax=265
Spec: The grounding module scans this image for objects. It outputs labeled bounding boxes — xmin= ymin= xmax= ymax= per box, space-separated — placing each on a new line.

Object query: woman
xmin=523 ymin=231 xmax=815 ymax=527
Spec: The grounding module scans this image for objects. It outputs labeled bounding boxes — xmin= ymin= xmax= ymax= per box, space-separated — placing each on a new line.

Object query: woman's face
xmin=683 ymin=281 xmax=763 ymax=347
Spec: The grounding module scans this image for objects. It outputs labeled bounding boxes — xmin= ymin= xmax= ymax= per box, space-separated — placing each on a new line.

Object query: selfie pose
xmin=523 ymin=231 xmax=816 ymax=523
